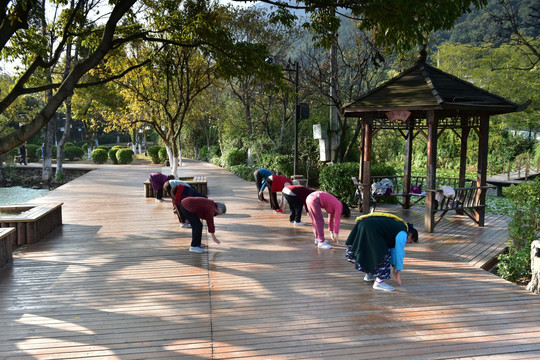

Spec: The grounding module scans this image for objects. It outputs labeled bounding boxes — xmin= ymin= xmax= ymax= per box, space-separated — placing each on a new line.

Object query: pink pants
xmin=306 ymin=193 xmax=325 ymax=242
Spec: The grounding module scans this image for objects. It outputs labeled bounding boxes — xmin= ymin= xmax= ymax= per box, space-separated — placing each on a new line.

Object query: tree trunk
xmin=42 ymin=117 xmax=55 ymax=182
xmin=56 ymin=98 xmax=72 ymax=177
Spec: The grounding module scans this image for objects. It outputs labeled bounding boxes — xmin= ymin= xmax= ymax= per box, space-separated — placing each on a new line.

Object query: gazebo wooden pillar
xmin=361 ymin=114 xmax=373 ymax=214
xmin=476 ymin=113 xmax=490 ymax=226
xmin=425 ymin=110 xmax=438 ymax=232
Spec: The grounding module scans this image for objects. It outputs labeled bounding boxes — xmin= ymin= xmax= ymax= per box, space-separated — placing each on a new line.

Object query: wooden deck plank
xmin=1 ymin=161 xmax=539 ymax=359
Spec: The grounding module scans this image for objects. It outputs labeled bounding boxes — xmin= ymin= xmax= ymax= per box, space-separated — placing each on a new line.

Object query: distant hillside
xmin=252 ymin=0 xmax=538 ymax=48
xmin=433 ymin=0 xmax=538 ymax=45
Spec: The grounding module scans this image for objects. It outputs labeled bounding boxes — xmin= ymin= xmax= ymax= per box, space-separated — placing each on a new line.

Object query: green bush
xmin=108 ymin=148 xmax=120 ymax=164
xmin=497 ymin=246 xmax=531 ymax=283
xmin=91 ymin=148 xmax=108 ymax=164
xmin=34 ymin=145 xmax=58 ymax=159
xmin=158 ymin=147 xmax=168 ymax=164
xmin=63 ymin=146 xmax=85 ymax=160
xmin=64 ymin=142 xmax=76 ymax=148
xmin=222 ymin=148 xmax=247 ymax=168
xmin=26 ymin=144 xmax=40 ymax=162
xmin=497 ymin=178 xmax=540 ymax=283
xmin=97 ymin=145 xmax=110 ymax=151
xmin=116 ymin=148 xmax=134 ymax=164
xmin=319 ymin=162 xmax=359 ymax=205
xmin=200 ymin=145 xmax=221 ymax=161
xmin=147 ymin=145 xmax=161 ymax=164
xmin=229 ymin=164 xmax=256 ymax=181
xmin=258 ymin=154 xmax=294 ymax=177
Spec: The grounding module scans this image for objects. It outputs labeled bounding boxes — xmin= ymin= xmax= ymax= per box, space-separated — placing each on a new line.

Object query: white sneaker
xmin=373 ymin=280 xmax=395 ymax=291
xmin=364 ymin=273 xmax=376 ymax=282
xmin=294 ymin=221 xmax=306 ymax=226
xmin=189 ymin=246 xmax=204 ymax=253
xmin=181 ymin=223 xmax=191 ymax=228
xmin=317 ymin=241 xmax=332 ymax=249
xmin=314 ymin=239 xmax=319 ymax=244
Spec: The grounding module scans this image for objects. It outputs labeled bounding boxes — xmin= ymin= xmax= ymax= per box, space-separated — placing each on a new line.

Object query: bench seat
xmin=144 ymin=176 xmax=208 ymax=197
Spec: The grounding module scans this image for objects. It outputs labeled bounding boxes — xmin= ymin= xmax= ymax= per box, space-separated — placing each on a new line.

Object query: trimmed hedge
xmin=63 ymin=146 xmax=85 ymax=160
xmin=91 ymin=148 xmax=108 ymax=164
xmin=108 ymin=147 xmax=122 ymax=164
xmin=158 ymin=147 xmax=168 ymax=164
xmin=222 ymin=148 xmax=247 ymax=168
xmin=258 ymin=154 xmax=293 ymax=178
xmin=148 ymin=145 xmax=162 ymax=164
xmin=26 ymin=144 xmax=40 ymax=162
xmin=116 ymin=148 xmax=134 ymax=164
xmin=318 ymin=162 xmax=398 ymax=205
xmin=229 ymin=164 xmax=256 ymax=181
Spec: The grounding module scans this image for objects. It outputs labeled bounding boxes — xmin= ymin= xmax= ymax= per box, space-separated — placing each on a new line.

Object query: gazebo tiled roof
xmin=342 ymin=61 xmax=522 ymax=117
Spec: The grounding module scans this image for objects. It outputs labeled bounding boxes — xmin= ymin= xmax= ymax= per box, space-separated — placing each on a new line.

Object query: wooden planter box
xmin=0 ymin=202 xmax=63 ymax=248
xmin=0 ymin=227 xmax=15 ymax=269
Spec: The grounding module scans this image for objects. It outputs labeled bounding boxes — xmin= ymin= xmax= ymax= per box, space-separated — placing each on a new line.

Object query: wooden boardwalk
xmin=1 ymin=160 xmax=539 ymax=359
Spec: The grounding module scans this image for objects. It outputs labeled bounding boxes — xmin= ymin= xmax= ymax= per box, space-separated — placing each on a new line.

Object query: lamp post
xmin=266 ymin=57 xmax=301 ymax=175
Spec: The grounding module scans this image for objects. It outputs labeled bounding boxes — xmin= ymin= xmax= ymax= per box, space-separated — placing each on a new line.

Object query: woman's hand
xmin=211 ymin=233 xmax=221 ymax=244
xmin=392 ymin=267 xmax=401 ymax=285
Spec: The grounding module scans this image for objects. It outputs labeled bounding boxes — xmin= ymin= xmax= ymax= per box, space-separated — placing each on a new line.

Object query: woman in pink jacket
xmin=306 ymin=191 xmax=350 ymax=249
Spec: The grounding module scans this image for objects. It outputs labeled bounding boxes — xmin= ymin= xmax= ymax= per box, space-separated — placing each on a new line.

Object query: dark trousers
xmin=156 ymin=188 xmax=164 ymax=200
xmin=283 ymin=194 xmax=303 ymax=222
xmin=173 ymin=204 xmax=186 ymax=223
xmin=179 ymin=203 xmax=203 ymax=247
xmin=266 ymin=178 xmax=279 ymax=210
xmin=254 ymin=170 xmax=266 ymax=201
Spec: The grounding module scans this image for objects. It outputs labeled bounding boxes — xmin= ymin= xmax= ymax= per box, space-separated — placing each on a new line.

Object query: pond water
xmin=0 ymin=186 xmax=49 ymax=205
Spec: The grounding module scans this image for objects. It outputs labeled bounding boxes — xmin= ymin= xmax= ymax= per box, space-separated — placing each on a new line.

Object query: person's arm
xmin=260 ymin=178 xmax=268 ymax=193
xmin=390 ymin=231 xmax=407 ymax=285
xmin=210 ymin=232 xmax=220 ymax=244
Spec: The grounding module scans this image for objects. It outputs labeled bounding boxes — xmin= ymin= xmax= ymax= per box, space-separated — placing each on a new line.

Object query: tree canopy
xmin=1 ymin=0 xmax=491 ymax=156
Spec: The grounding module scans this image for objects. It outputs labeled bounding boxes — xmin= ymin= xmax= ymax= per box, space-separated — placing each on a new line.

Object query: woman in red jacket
xmin=263 ymin=174 xmax=292 ymax=212
xmin=179 ymin=197 xmax=226 ymax=253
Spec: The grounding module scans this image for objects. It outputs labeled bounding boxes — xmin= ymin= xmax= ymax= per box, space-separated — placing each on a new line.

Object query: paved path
xmin=1 ymin=160 xmax=539 ymax=359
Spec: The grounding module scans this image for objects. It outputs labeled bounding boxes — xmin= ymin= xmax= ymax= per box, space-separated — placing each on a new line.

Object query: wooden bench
xmin=0 ymin=227 xmax=15 ymax=269
xmin=352 ymin=176 xmax=476 ymax=210
xmin=144 ymin=176 xmax=208 ymax=197
xmin=0 ymin=202 xmax=63 ymax=247
xmin=428 ymin=185 xmax=496 ymax=227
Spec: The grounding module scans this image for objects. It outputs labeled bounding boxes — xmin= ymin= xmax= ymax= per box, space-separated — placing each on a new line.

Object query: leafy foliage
xmin=108 ymin=148 xmax=120 ymax=164
xmin=63 ymin=146 xmax=85 ymax=161
xmin=116 ymin=148 xmax=134 ymax=164
xmin=222 ymin=148 xmax=247 ymax=168
xmin=147 ymin=145 xmax=162 ymax=164
xmin=25 ymin=144 xmax=40 ymax=162
xmin=158 ymin=147 xmax=168 ymax=164
xmin=229 ymin=164 xmax=257 ymax=181
xmin=497 ymin=178 xmax=540 ymax=282
xmin=258 ymin=154 xmax=294 ymax=177
xmin=91 ymin=148 xmax=108 ymax=164
xmin=319 ymin=162 xmax=359 ymax=205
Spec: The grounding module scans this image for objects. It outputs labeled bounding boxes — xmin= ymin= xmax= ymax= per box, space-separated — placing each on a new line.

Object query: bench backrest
xmin=369 ymin=175 xmax=476 ymax=194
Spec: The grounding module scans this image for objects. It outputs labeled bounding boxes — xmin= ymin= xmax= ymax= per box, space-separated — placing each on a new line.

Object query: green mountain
xmin=433 ymin=0 xmax=539 ymax=46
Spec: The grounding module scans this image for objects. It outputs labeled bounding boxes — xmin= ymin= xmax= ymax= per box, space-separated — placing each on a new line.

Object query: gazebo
xmin=342 ymin=51 xmax=526 ymax=232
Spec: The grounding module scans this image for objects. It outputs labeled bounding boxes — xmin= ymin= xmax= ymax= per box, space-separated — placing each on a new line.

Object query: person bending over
xmin=345 ymin=212 xmax=418 ymax=292
xmin=179 ymin=197 xmax=226 ymax=253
